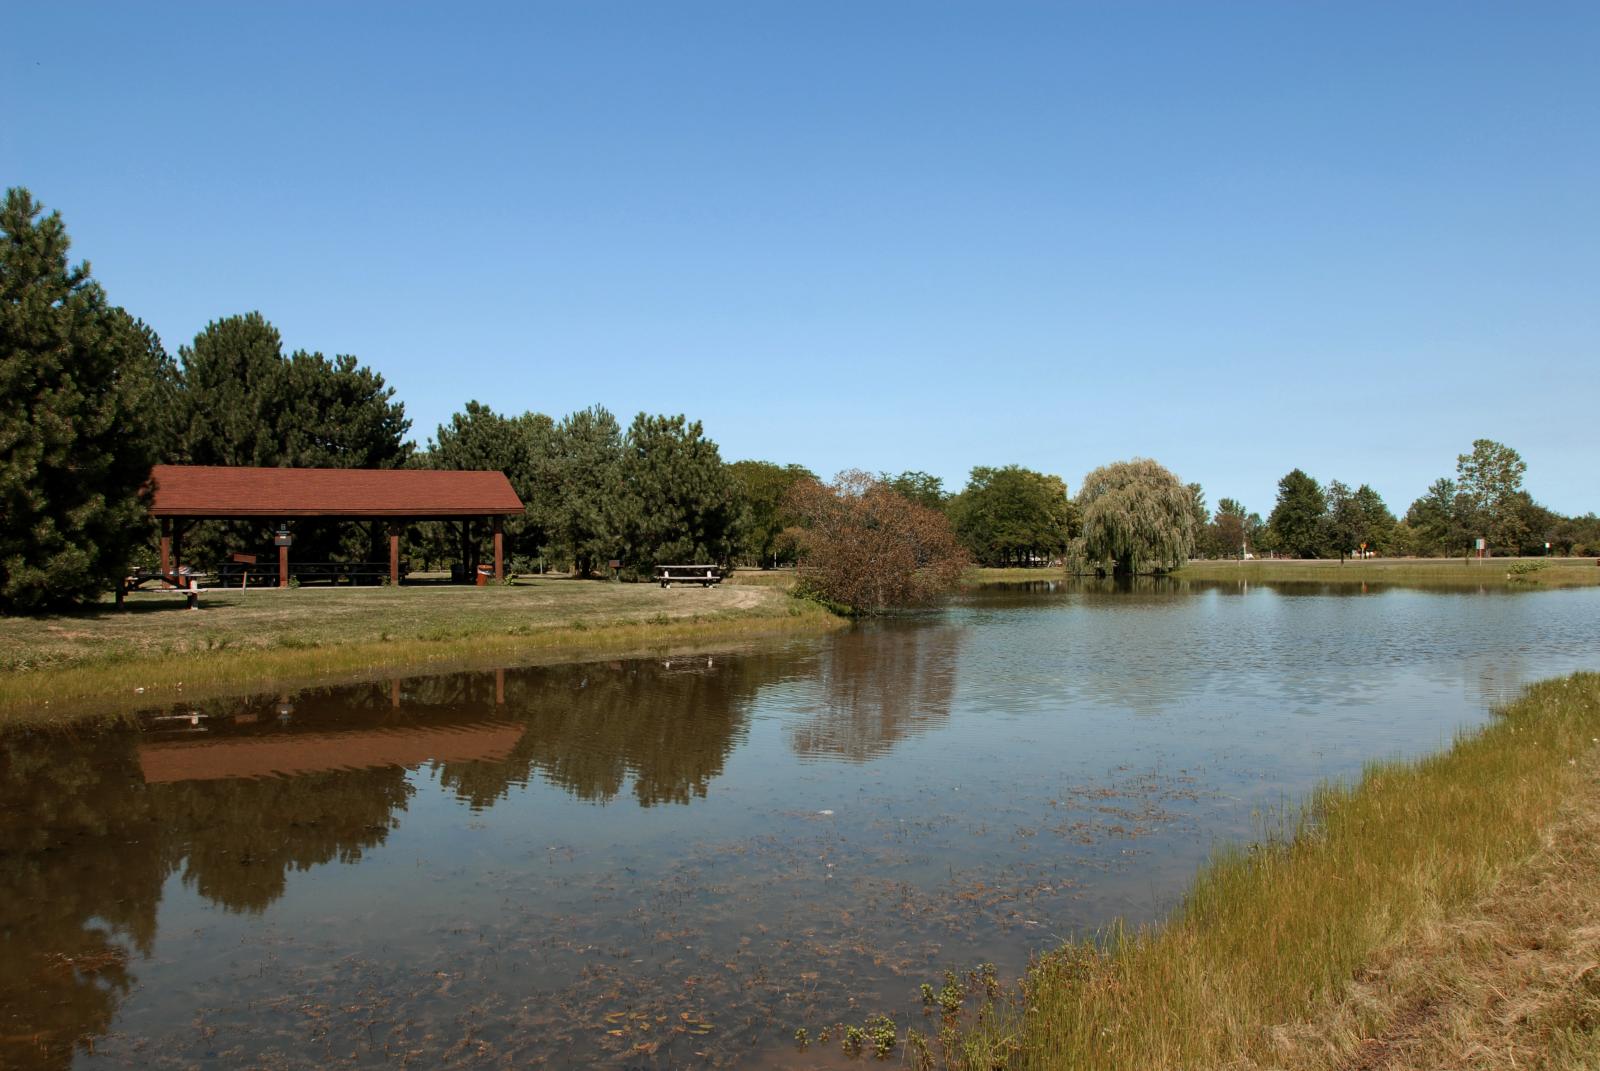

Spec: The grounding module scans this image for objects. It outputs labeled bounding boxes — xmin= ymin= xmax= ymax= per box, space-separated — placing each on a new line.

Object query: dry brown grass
xmin=1253 ymin=756 xmax=1600 ymax=1071
xmin=943 ymin=674 xmax=1600 ymax=1071
xmin=725 ymin=569 xmax=799 ymax=588
xmin=0 ymin=579 xmax=845 ymax=727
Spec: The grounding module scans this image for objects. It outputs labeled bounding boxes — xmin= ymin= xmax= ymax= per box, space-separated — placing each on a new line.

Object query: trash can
xmin=476 ymin=564 xmax=493 ymax=586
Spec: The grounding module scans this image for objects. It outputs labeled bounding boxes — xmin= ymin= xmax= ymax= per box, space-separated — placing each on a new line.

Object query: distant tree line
xmin=3 ymin=187 xmax=1594 ymax=610
xmin=1236 ymin=439 xmax=1595 ymax=561
xmin=423 ymin=402 xmax=738 ymax=577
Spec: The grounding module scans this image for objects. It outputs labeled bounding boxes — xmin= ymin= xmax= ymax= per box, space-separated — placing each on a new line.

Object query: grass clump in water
xmin=938 ymin=673 xmax=1600 ymax=1070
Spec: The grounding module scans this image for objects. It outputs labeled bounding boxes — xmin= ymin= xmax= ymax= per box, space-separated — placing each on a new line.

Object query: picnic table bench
xmin=655 ymin=564 xmax=723 ymax=588
xmin=120 ymin=567 xmax=209 ymax=609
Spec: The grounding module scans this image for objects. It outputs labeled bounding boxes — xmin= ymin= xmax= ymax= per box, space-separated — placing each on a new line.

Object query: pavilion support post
xmin=493 ymin=516 xmax=504 ymax=580
xmin=171 ymin=522 xmax=184 ymax=582
xmin=390 ymin=678 xmax=401 ymax=710
xmin=495 ymin=667 xmax=505 ymax=706
xmin=388 ymin=525 xmax=401 ymax=587
xmin=159 ymin=519 xmax=172 ymax=585
xmin=278 ymin=537 xmax=289 ymax=590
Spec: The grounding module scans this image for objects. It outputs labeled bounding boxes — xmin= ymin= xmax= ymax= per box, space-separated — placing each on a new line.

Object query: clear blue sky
xmin=5 ymin=3 xmax=1597 ymax=517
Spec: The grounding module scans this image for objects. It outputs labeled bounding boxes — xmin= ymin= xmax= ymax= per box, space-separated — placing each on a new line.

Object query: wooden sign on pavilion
xmin=147 ymin=465 xmax=525 ymax=588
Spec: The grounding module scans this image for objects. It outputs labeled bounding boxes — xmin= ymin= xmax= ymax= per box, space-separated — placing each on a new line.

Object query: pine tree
xmin=177 ymin=312 xmax=286 ymax=466
xmin=174 ymin=315 xmax=411 ymax=565
xmin=0 ymin=188 xmax=166 ymax=610
xmin=620 ymin=413 xmax=739 ymax=571
xmin=427 ymin=401 xmax=553 ymax=566
xmin=278 ymin=350 xmax=411 ymax=470
xmin=546 ymin=406 xmax=624 ymax=576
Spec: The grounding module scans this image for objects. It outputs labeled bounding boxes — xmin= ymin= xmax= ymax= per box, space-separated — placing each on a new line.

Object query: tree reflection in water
xmin=0 ymin=652 xmax=805 ymax=1063
xmin=0 ymin=733 xmax=163 ymax=1071
xmin=789 ymin=623 xmax=963 ymax=761
xmin=435 ymin=653 xmax=794 ymax=808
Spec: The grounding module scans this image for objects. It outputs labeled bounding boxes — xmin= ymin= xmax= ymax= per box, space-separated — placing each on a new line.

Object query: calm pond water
xmin=4 ymin=580 xmax=1598 ymax=1069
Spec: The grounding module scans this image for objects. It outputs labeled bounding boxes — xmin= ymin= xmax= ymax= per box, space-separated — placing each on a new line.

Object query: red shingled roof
xmin=149 ymin=465 xmax=524 ymax=518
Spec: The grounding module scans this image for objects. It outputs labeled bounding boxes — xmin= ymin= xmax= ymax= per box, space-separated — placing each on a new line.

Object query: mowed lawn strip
xmin=959 ymin=559 xmax=1600 ymax=589
xmin=1175 ymin=556 xmax=1600 ymax=588
xmin=0 ymin=579 xmax=844 ymax=727
xmin=944 ymin=673 xmax=1600 ymax=1071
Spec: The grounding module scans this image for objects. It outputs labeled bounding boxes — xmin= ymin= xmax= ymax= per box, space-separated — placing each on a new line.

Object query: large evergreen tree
xmin=177 ymin=315 xmax=408 ymax=471
xmin=0 ymin=188 xmax=167 ymax=610
xmin=1267 ymin=468 xmax=1329 ymax=558
xmin=545 ymin=405 xmax=624 ymax=576
xmin=277 ymin=350 xmax=411 ymax=470
xmin=174 ymin=314 xmax=410 ymax=565
xmin=176 ymin=313 xmax=286 ymax=466
xmin=427 ymin=401 xmax=553 ymax=567
xmin=619 ymin=413 xmax=740 ymax=571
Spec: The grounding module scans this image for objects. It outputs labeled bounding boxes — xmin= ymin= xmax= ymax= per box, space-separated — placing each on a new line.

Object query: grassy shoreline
xmin=0 ymin=580 xmax=846 ymax=729
xmin=1176 ymin=556 xmax=1600 ymax=588
xmin=937 ymin=673 xmax=1600 ymax=1070
xmin=960 ymin=558 xmax=1600 ymax=589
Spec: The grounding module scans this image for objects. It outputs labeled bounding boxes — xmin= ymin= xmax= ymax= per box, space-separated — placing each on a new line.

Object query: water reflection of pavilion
xmin=0 ymin=653 xmax=801 ymax=1068
xmin=138 ymin=721 xmax=524 ymax=783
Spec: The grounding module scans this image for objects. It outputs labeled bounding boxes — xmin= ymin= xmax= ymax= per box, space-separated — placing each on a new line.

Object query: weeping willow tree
xmin=1076 ymin=458 xmax=1197 ymax=577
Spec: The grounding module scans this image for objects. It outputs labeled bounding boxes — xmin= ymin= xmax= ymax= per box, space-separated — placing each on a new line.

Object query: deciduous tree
xmin=1405 ymin=477 xmax=1472 ymax=557
xmin=785 ymin=470 xmax=968 ymax=612
xmin=881 ymin=470 xmax=947 ymax=512
xmin=728 ymin=460 xmax=814 ymax=567
xmin=1456 ymin=439 xmax=1529 ymax=554
xmin=1268 ymin=469 xmax=1329 ymax=558
xmin=949 ymin=465 xmax=1076 ymax=567
xmin=1210 ymin=498 xmax=1250 ymax=559
xmin=1076 ymin=458 xmax=1196 ymax=576
xmin=1352 ymin=484 xmax=1397 ymax=554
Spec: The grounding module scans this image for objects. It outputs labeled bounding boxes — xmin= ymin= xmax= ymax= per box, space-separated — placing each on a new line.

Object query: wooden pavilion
xmin=148 ymin=465 xmax=525 ymax=587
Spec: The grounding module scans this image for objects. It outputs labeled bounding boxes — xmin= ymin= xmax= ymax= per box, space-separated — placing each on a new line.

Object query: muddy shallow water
xmin=4 ymin=579 xmax=1598 ymax=1069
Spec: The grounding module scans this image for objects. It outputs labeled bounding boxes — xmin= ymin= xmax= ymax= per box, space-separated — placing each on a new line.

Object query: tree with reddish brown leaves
xmin=784 ymin=470 xmax=969 ymax=614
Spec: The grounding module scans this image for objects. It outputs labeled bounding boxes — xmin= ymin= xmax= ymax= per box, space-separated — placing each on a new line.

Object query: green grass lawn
xmin=1175 ymin=556 xmax=1600 ymax=588
xmin=959 ymin=558 xmax=1600 ymax=589
xmin=0 ymin=578 xmax=843 ymax=727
